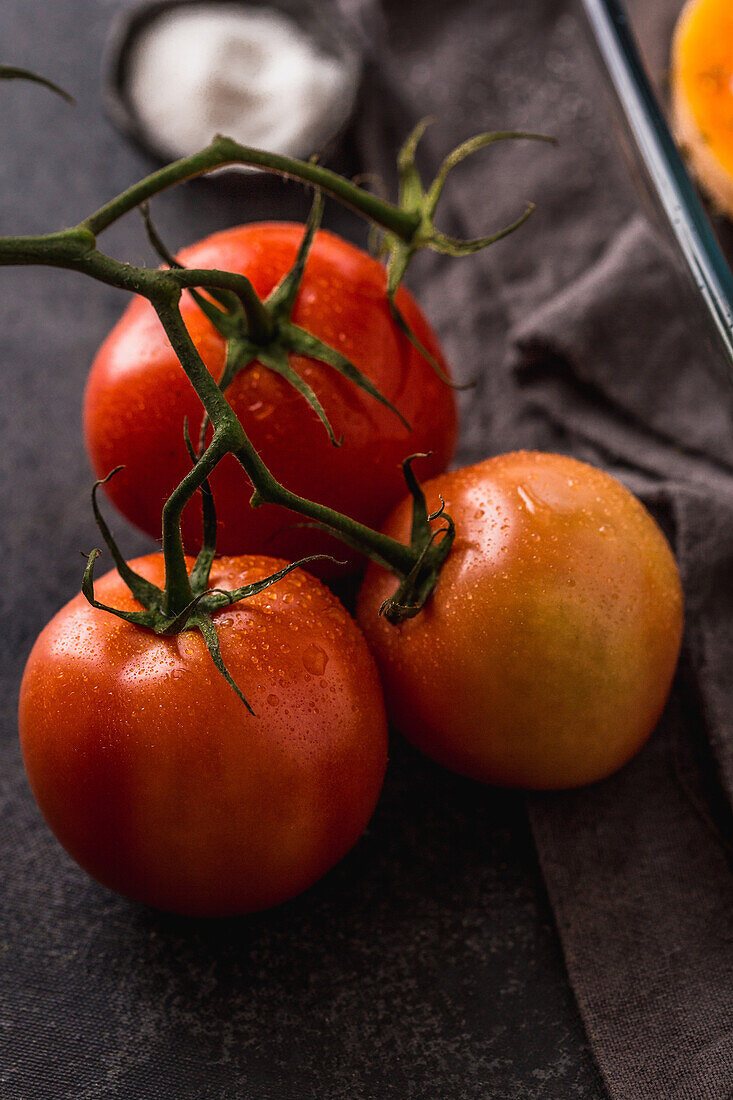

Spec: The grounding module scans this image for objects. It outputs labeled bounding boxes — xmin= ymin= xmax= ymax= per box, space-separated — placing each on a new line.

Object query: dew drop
xmin=302 ymin=644 xmax=328 ymax=676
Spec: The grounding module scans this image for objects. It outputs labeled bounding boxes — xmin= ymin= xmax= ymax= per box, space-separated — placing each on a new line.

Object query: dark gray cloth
xmin=352 ymin=1 xmax=733 ymax=1096
xmin=516 ymin=220 xmax=733 ymax=1099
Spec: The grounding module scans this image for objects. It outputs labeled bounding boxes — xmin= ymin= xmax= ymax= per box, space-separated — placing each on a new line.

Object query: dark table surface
xmin=0 ymin=2 xmax=608 ymax=1097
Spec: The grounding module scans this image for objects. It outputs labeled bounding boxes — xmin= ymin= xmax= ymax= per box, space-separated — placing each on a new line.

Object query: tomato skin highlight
xmin=19 ymin=555 xmax=388 ymax=916
xmin=356 ymin=452 xmax=684 ymax=790
xmin=83 ymin=224 xmax=457 ymax=572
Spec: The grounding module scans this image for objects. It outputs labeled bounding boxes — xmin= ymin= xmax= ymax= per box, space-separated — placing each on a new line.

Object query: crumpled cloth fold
xmin=513 ymin=217 xmax=733 ymax=1100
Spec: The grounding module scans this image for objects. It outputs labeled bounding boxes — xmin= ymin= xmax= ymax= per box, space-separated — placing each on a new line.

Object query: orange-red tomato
xmin=357 ymin=452 xmax=683 ymax=790
xmin=84 ymin=224 xmax=457 ymax=571
xmin=19 ymin=554 xmax=387 ymax=916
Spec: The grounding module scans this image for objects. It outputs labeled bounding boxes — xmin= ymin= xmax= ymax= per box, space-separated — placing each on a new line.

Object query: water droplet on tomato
xmin=302 ymin=644 xmax=328 ymax=676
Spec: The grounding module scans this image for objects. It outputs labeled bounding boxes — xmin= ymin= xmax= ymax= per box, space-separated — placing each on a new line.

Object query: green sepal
xmin=424 ymin=131 xmax=554 ymax=216
xmin=81 ymin=549 xmax=157 ymax=627
xmin=257 ymin=346 xmax=342 ymax=446
xmin=140 ymin=205 xmax=271 ymax=345
xmin=266 ymin=191 xmax=324 ymax=319
xmin=196 ymin=613 xmax=255 ymax=715
xmin=397 ymin=118 xmax=435 ymax=214
xmin=140 ymin=203 xmax=241 ymax=331
xmin=0 ymin=65 xmax=74 ymax=104
xmin=429 ymin=204 xmax=535 ymax=257
xmin=401 ymin=453 xmax=433 ymax=546
xmin=205 ymin=554 xmax=343 ymax=609
xmin=284 ymin=323 xmax=411 ymax=430
xmin=385 ymin=287 xmax=469 ymax=390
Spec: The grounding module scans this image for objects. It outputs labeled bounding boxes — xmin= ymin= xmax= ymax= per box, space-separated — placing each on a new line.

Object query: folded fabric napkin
xmin=514 ymin=217 xmax=733 ymax=1100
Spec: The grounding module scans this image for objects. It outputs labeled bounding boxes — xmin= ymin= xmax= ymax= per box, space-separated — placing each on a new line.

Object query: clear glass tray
xmin=581 ymin=0 xmax=733 ymax=380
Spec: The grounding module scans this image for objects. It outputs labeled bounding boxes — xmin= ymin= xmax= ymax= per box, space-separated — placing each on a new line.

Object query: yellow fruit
xmin=672 ymin=0 xmax=733 ymax=216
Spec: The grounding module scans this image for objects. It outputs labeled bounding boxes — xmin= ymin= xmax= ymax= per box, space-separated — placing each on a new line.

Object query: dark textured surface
xmin=0 ymin=1 xmax=607 ymax=1098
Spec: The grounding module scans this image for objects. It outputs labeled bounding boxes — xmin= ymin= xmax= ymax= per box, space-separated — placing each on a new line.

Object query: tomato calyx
xmin=286 ymin=453 xmax=455 ymax=623
xmin=376 ymin=454 xmax=455 ymax=623
xmin=142 ymin=194 xmax=410 ymax=451
xmin=365 ymin=121 xmax=550 ymax=385
xmin=81 ymin=468 xmax=338 ymax=712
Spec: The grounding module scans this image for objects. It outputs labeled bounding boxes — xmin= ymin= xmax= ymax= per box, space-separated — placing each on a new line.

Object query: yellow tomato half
xmin=672 ymin=0 xmax=733 ymax=215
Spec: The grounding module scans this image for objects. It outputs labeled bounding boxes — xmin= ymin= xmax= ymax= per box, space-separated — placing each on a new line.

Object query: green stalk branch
xmin=159 ymin=431 xmax=228 ymax=617
xmin=0 ymin=116 xmax=546 ymax=635
xmin=234 ymin=436 xmax=418 ymax=577
xmin=83 ymin=136 xmax=420 ymax=241
xmin=168 ymin=268 xmax=273 ymax=346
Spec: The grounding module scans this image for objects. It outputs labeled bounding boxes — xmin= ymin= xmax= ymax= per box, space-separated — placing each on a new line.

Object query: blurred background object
xmin=670 ymin=0 xmax=733 ymax=217
xmin=104 ymin=0 xmax=362 ymax=164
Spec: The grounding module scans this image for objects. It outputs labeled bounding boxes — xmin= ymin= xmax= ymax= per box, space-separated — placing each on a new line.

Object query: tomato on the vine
xmin=84 ymin=223 xmax=457 ymax=571
xmin=357 ymin=451 xmax=683 ymax=790
xmin=19 ymin=554 xmax=388 ymax=916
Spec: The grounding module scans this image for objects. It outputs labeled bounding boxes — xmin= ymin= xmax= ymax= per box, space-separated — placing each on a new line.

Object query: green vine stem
xmin=83 ymin=136 xmax=418 ymax=239
xmin=0 ymin=116 xmax=554 ymax=677
xmin=81 ymin=123 xmax=554 ymax=339
xmin=3 ymin=72 xmax=560 ymax=705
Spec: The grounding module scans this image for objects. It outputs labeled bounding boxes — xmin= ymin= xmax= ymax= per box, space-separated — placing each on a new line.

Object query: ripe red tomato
xmin=357 ymin=451 xmax=683 ymax=790
xmin=19 ymin=554 xmax=388 ymax=916
xmin=84 ymin=224 xmax=457 ymax=570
